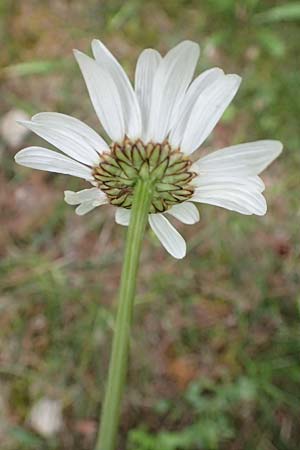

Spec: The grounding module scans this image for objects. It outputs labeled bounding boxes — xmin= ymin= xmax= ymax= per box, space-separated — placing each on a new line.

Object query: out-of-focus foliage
xmin=0 ymin=0 xmax=299 ymax=450
xmin=255 ymin=3 xmax=300 ymax=23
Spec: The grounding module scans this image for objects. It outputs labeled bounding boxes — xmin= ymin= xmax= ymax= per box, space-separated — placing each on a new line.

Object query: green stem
xmin=95 ymin=178 xmax=154 ymax=450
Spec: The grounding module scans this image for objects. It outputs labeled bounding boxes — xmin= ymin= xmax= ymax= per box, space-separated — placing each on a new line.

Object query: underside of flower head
xmin=14 ymin=39 xmax=282 ymax=259
xmin=93 ymin=139 xmax=196 ymax=213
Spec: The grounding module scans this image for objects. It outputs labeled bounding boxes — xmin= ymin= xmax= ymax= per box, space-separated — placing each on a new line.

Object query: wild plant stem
xmin=95 ymin=178 xmax=154 ymax=450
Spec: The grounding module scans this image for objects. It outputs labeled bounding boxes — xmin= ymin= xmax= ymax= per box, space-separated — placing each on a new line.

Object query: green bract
xmin=93 ymin=140 xmax=196 ymax=213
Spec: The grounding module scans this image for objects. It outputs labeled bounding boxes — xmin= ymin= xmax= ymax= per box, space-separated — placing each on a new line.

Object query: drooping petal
xmin=169 ymin=68 xmax=224 ymax=148
xmin=194 ymin=140 xmax=283 ymax=176
xmin=181 ymin=74 xmax=241 ymax=155
xmin=146 ymin=40 xmax=200 ymax=143
xmin=92 ymin=39 xmax=142 ymax=140
xmin=192 ymin=175 xmax=267 ymax=215
xmin=15 ymin=147 xmax=93 ymax=180
xmin=168 ymin=202 xmax=200 ymax=224
xmin=75 ymin=201 xmax=100 ymax=215
xmin=74 ymin=50 xmax=125 ymax=142
xmin=64 ymin=188 xmax=107 ymax=205
xmin=149 ymin=214 xmax=186 ymax=259
xmin=135 ymin=49 xmax=162 ymax=140
xmin=115 ymin=207 xmax=131 ymax=226
xmin=19 ymin=113 xmax=107 ymax=166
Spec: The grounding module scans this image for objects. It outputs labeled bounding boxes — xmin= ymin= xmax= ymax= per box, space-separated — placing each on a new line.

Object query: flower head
xmin=15 ymin=40 xmax=282 ymax=259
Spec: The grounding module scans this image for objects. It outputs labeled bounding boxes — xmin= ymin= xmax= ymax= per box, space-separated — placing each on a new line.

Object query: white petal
xmin=169 ymin=68 xmax=224 ymax=148
xmin=168 ymin=202 xmax=200 ymax=224
xmin=192 ymin=176 xmax=267 ymax=215
xmin=33 ymin=112 xmax=108 ymax=152
xmin=64 ymin=188 xmax=107 ymax=205
xmin=181 ymin=74 xmax=241 ymax=155
xmin=64 ymin=188 xmax=107 ymax=215
xmin=115 ymin=207 xmax=131 ymax=226
xmin=135 ymin=49 xmax=162 ymax=140
xmin=75 ymin=201 xmax=100 ymax=215
xmin=15 ymin=147 xmax=93 ymax=180
xmin=149 ymin=214 xmax=186 ymax=259
xmin=74 ymin=50 xmax=125 ymax=142
xmin=193 ymin=175 xmax=265 ymax=192
xmin=146 ymin=41 xmax=200 ymax=143
xmin=194 ymin=140 xmax=283 ymax=176
xmin=18 ymin=113 xmax=106 ymax=166
xmin=92 ymin=40 xmax=142 ymax=140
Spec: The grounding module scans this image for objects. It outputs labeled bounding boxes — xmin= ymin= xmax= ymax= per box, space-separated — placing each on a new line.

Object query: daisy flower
xmin=15 ymin=40 xmax=282 ymax=259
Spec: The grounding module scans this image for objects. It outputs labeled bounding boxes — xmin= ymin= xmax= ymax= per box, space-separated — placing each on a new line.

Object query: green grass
xmin=1 ymin=1 xmax=299 ymax=449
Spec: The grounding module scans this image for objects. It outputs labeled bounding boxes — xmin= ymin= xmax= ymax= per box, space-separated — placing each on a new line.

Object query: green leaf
xmin=255 ymin=3 xmax=300 ymax=23
xmin=1 ymin=60 xmax=65 ymax=78
xmin=257 ymin=30 xmax=286 ymax=57
xmin=9 ymin=426 xmax=44 ymax=448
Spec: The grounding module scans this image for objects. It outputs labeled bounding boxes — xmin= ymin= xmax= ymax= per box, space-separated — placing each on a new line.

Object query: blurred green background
xmin=0 ymin=1 xmax=299 ymax=449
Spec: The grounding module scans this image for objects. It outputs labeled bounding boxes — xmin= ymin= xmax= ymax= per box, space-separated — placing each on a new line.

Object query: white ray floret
xmin=14 ymin=39 xmax=282 ymax=259
xmin=193 ymin=140 xmax=283 ymax=175
xmin=169 ymin=67 xmax=224 ymax=148
xmin=74 ymin=50 xmax=125 ymax=142
xmin=15 ymin=147 xmax=94 ymax=180
xmin=92 ymin=39 xmax=142 ymax=140
xmin=18 ymin=113 xmax=104 ymax=165
xmin=115 ymin=208 xmax=131 ymax=226
xmin=149 ymin=214 xmax=187 ymax=259
xmin=180 ymin=74 xmax=241 ymax=155
xmin=135 ymin=49 xmax=162 ymax=141
xmin=167 ymin=202 xmax=200 ymax=224
xmin=146 ymin=40 xmax=200 ymax=143
xmin=64 ymin=188 xmax=108 ymax=215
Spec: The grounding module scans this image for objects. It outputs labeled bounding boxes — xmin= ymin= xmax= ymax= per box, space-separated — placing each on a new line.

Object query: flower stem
xmin=95 ymin=178 xmax=154 ymax=450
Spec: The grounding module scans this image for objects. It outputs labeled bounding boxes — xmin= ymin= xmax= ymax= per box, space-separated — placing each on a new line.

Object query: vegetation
xmin=0 ymin=1 xmax=299 ymax=449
